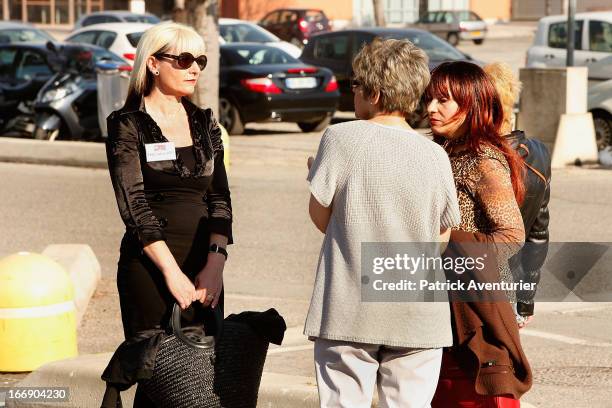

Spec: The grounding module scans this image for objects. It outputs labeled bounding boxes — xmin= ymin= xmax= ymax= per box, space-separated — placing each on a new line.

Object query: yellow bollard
xmin=219 ymin=123 xmax=230 ymax=170
xmin=0 ymin=252 xmax=78 ymax=372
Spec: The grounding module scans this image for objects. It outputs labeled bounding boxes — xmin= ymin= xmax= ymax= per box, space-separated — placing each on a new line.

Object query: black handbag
xmin=139 ymin=303 xmax=270 ymax=408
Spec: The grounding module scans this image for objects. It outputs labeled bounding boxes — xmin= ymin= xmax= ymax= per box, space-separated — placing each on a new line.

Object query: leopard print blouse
xmin=448 ymin=144 xmax=525 ymax=302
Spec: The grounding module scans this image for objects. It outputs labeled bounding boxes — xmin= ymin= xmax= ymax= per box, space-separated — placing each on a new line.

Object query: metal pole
xmin=566 ymin=0 xmax=576 ymax=66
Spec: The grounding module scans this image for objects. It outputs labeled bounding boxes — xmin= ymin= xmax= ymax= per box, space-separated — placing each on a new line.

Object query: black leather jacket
xmin=506 ymin=130 xmax=551 ymax=316
xmin=105 ymin=94 xmax=232 ymax=248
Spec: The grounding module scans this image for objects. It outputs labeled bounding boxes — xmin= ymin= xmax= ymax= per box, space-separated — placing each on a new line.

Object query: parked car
xmin=0 ymin=21 xmax=54 ymax=44
xmin=74 ymin=11 xmax=160 ymax=29
xmin=219 ymin=43 xmax=339 ymax=134
xmin=413 ymin=10 xmax=487 ymax=45
xmin=0 ymin=42 xmax=129 ymax=140
xmin=219 ymin=18 xmax=302 ymax=58
xmin=259 ymin=8 xmax=330 ymax=47
xmin=300 ymin=28 xmax=477 ymax=120
xmin=526 ymin=11 xmax=612 ymax=81
xmin=588 ymin=79 xmax=612 ymax=150
xmin=65 ymin=22 xmax=154 ymax=64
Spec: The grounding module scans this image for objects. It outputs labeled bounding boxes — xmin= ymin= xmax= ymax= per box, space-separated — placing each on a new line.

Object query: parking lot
xmin=2 ymin=20 xmax=612 ymax=408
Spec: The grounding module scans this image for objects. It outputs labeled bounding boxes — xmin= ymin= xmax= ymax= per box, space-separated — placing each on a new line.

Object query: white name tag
xmin=145 ymin=142 xmax=176 ymax=162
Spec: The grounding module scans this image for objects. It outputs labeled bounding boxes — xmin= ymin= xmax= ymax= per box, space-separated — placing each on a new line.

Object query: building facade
xmin=2 ymin=0 xmax=610 ymax=28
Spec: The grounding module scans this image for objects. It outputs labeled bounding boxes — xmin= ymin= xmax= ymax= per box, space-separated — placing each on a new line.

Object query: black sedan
xmin=220 ymin=43 xmax=339 ymax=134
xmin=300 ymin=28 xmax=478 ymax=126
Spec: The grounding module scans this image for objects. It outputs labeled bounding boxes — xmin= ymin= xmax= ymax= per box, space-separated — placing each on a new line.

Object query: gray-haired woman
xmin=305 ymin=38 xmax=461 ymax=407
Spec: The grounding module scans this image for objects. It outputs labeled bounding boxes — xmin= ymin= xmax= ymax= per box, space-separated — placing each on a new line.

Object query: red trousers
xmin=431 ymin=349 xmax=520 ymax=408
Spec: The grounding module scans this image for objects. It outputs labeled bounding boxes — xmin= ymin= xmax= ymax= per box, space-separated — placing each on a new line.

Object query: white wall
xmin=428 ymin=0 xmax=469 ymax=11
xmin=353 ymin=0 xmax=376 ymax=26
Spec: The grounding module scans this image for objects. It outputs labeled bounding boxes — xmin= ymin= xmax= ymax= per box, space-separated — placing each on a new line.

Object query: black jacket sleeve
xmin=204 ymin=112 xmax=233 ymax=244
xmin=106 ymin=112 xmax=165 ymax=247
xmin=516 ymin=140 xmax=551 ymax=316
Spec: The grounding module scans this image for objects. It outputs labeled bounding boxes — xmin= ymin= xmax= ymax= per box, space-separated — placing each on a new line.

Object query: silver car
xmin=526 ymin=11 xmax=612 ymax=84
xmin=74 ymin=11 xmax=160 ymax=29
xmin=413 ymin=10 xmax=487 ymax=46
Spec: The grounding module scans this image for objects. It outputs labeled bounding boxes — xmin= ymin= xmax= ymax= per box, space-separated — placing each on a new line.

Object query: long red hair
xmin=425 ymin=61 xmax=525 ymax=204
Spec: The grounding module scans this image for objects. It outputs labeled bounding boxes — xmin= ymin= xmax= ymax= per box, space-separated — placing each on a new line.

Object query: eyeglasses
xmin=154 ymin=52 xmax=208 ymax=70
xmin=350 ymin=78 xmax=361 ymax=92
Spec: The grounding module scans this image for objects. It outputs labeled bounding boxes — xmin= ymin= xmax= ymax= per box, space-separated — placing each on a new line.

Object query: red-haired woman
xmin=425 ymin=61 xmax=533 ymax=407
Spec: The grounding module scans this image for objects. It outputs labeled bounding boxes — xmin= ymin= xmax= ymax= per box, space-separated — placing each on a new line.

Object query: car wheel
xmin=593 ymin=112 xmax=612 ymax=150
xmin=473 ymin=38 xmax=484 ymax=45
xmin=290 ymin=37 xmax=304 ymax=48
xmin=297 ymin=115 xmax=332 ymax=133
xmin=447 ymin=32 xmax=459 ymax=46
xmin=219 ymin=97 xmax=244 ymax=135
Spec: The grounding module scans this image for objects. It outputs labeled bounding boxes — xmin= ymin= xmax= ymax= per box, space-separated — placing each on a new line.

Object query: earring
xmin=154 ymin=71 xmax=159 ymax=76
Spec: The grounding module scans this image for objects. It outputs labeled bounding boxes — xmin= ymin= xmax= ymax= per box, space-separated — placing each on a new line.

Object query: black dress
xmin=106 ymin=96 xmax=232 ymax=407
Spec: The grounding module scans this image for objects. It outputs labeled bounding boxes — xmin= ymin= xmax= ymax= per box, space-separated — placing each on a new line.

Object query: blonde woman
xmin=305 ymin=38 xmax=461 ymax=408
xmin=105 ymin=22 xmax=232 ymax=406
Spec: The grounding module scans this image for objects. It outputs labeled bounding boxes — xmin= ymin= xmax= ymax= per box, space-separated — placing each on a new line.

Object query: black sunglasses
xmin=154 ymin=52 xmax=208 ymax=70
xmin=350 ymin=78 xmax=362 ymax=92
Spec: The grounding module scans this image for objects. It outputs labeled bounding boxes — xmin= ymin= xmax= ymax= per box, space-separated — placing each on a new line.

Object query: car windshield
xmin=305 ymin=10 xmax=326 ymax=22
xmin=0 ymin=28 xmax=54 ymax=44
xmin=220 ymin=23 xmax=278 ymax=43
xmin=126 ymin=32 xmax=144 ymax=47
xmin=224 ymin=46 xmax=298 ymax=65
xmin=124 ymin=15 xmax=160 ymax=24
xmin=383 ymin=31 xmax=465 ymax=61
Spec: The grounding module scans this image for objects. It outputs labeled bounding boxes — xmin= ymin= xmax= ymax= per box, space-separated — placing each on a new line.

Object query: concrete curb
xmin=3 ymin=353 xmax=326 ymax=408
xmin=0 ymin=138 xmax=107 ymax=169
xmin=41 ymin=245 xmax=101 ymax=327
xmin=4 ymin=352 xmax=539 ymax=408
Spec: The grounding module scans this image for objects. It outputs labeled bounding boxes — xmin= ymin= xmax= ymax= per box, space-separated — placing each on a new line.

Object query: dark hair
xmin=425 ymin=61 xmax=525 ymax=204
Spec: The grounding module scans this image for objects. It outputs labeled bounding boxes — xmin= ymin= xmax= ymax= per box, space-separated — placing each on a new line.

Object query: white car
xmin=526 ymin=11 xmax=612 ymax=79
xmin=588 ymin=79 xmax=612 ymax=150
xmin=65 ymin=23 xmax=154 ymax=65
xmin=219 ymin=18 xmax=302 ymax=59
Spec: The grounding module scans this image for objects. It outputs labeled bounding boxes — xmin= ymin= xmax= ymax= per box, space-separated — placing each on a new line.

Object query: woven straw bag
xmin=140 ymin=303 xmax=269 ymax=408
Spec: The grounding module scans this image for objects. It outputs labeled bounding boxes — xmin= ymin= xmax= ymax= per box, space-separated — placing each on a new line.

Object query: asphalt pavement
xmin=1 ymin=120 xmax=612 ymax=406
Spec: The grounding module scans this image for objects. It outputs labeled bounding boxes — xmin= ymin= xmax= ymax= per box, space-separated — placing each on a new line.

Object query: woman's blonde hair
xmin=483 ymin=62 xmax=521 ymax=134
xmin=352 ymin=38 xmax=430 ymax=115
xmin=128 ymin=21 xmax=206 ymax=98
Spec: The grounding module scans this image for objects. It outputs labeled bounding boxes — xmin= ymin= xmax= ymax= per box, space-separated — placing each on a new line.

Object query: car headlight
xmin=40 ymin=82 xmax=79 ymax=103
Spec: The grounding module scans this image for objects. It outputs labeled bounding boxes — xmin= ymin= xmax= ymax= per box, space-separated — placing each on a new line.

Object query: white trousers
xmin=314 ymin=338 xmax=443 ymax=408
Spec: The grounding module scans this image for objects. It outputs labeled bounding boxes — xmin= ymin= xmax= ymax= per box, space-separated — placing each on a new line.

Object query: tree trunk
xmin=173 ymin=0 xmax=220 ymax=118
xmin=419 ymin=0 xmax=429 ymax=20
xmin=373 ymin=0 xmax=386 ymax=27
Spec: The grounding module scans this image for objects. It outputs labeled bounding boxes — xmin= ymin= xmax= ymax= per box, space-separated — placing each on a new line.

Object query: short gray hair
xmin=352 ymin=38 xmax=430 ymax=115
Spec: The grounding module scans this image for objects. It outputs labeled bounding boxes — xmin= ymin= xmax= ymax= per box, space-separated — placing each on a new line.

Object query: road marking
xmin=522 ymin=328 xmax=612 ymax=347
xmin=268 ymin=344 xmax=313 ymax=355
